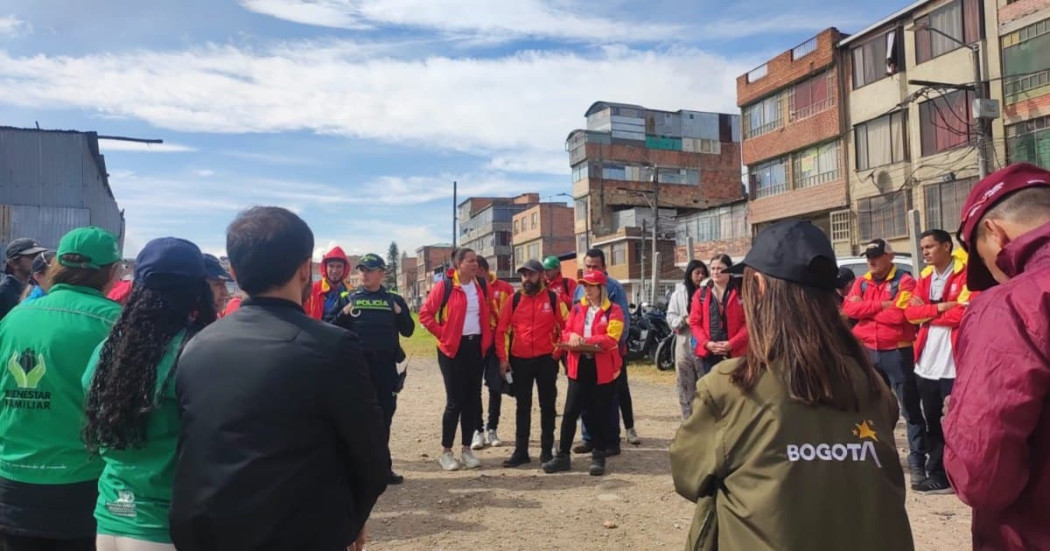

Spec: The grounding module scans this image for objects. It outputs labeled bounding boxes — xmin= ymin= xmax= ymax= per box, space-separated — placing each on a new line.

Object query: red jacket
xmin=546 ymin=273 xmax=577 ymax=308
xmin=106 ymin=279 xmax=133 ymax=306
xmin=495 ymin=287 xmax=568 ymax=362
xmin=487 ymin=274 xmax=514 ymax=330
xmin=305 ymin=247 xmax=352 ymax=320
xmin=842 ymin=266 xmax=917 ymax=351
xmin=418 ymin=269 xmax=493 ymax=359
xmin=563 ymin=297 xmax=624 ymax=384
xmin=223 ymin=296 xmax=243 ymax=317
xmin=687 ymin=283 xmax=748 ymax=359
xmin=944 ymin=221 xmax=1050 ymax=551
xmin=903 ymin=257 xmax=974 ymax=363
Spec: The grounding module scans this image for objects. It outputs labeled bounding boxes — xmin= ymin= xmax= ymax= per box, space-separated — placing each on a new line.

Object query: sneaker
xmin=461 ymin=449 xmax=482 ymax=469
xmin=488 ymin=429 xmax=503 ymax=447
xmin=388 ymin=471 xmax=405 ymax=485
xmin=909 ymin=466 xmax=928 ymax=487
xmin=540 ymin=449 xmax=553 ymax=463
xmin=502 ymin=451 xmax=531 ymax=468
xmin=589 ymin=451 xmax=606 ymax=476
xmin=572 ymin=442 xmax=593 ymax=454
xmin=914 ymin=478 xmax=954 ymax=495
xmin=542 ymin=453 xmax=571 ymax=474
xmin=626 ymin=428 xmax=641 ymax=446
xmin=438 ymin=451 xmax=460 ymax=471
xmin=470 ymin=430 xmax=486 ymax=451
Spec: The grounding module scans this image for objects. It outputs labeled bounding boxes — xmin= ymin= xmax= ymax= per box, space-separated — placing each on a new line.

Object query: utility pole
xmin=650 ymin=166 xmax=659 ymax=305
xmin=452 ymin=180 xmax=458 ymax=248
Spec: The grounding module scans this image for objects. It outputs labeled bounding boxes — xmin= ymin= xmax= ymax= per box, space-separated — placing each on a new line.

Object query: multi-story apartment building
xmin=841 ymin=0 xmax=1006 ymax=254
xmin=999 ymin=0 xmax=1050 ymax=168
xmin=512 ymin=203 xmax=575 ymax=269
xmin=738 ymin=28 xmax=853 ymax=256
xmin=414 ymin=243 xmax=454 ymax=308
xmin=396 ymin=254 xmax=418 ymax=304
xmin=673 ymin=200 xmax=751 ymax=265
xmin=566 ymin=102 xmax=743 ymax=301
xmin=458 ymin=194 xmax=540 ymax=280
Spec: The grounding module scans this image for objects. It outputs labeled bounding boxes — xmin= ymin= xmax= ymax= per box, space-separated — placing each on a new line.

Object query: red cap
xmin=957 ymin=163 xmax=1050 ymax=290
xmin=578 ymin=270 xmax=607 ymax=287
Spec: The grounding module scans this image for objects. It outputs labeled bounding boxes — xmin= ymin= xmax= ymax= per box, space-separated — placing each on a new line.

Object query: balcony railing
xmin=795 ymin=168 xmax=840 ymax=189
xmin=744 ymin=118 xmax=783 ymax=139
xmin=792 ymin=37 xmax=818 ymax=60
xmin=1005 ymin=69 xmax=1050 ymax=101
xmin=789 ymin=96 xmax=835 ymax=123
xmin=754 ymin=182 xmax=788 ymax=199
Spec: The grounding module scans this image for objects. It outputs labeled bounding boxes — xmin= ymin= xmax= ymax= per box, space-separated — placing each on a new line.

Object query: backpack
xmin=511 ymin=289 xmax=559 ymax=316
xmin=437 ymin=274 xmax=488 ymax=323
xmin=860 ymin=269 xmax=905 ymax=300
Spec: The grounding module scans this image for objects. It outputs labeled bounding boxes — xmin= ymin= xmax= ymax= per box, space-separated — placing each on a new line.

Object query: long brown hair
xmin=45 ymin=254 xmax=118 ymax=292
xmin=731 ymin=266 xmax=886 ymax=411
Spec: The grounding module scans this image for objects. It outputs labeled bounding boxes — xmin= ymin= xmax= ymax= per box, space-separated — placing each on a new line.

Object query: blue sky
xmin=0 ymin=0 xmax=913 ymax=259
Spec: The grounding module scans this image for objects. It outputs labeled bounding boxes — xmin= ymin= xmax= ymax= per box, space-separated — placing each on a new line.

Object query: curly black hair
xmin=83 ymin=277 xmax=217 ymax=451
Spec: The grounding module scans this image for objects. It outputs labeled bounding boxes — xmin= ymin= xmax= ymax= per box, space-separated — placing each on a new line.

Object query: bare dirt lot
xmin=367 ymin=354 xmax=972 ymax=550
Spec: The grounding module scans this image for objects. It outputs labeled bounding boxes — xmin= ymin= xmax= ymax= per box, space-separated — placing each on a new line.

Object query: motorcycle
xmin=654 ymin=333 xmax=676 ymax=371
xmin=625 ymin=302 xmax=672 ymax=364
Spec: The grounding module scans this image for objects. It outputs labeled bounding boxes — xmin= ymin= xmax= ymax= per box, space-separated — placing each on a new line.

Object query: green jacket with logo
xmin=669 ymin=358 xmax=913 ymax=551
xmin=0 ymin=284 xmax=120 ymax=484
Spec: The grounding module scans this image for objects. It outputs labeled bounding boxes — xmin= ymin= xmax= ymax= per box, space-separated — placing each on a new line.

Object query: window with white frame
xmin=793 ymin=141 xmax=841 ymax=188
xmin=743 ymin=94 xmax=783 ymax=139
xmin=751 ymin=157 xmax=789 ymax=198
xmin=855 ymin=111 xmax=908 ymax=170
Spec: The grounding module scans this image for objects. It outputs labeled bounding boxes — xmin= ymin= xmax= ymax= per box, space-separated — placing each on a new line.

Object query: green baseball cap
xmin=57 ymin=227 xmax=121 ymax=270
xmin=542 ymin=256 xmax=561 ymax=270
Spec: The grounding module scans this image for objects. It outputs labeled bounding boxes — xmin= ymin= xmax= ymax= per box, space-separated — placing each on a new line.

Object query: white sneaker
xmin=438 ymin=451 xmax=460 ymax=471
xmin=487 ymin=429 xmax=503 ymax=447
xmin=461 ymin=449 xmax=482 ymax=469
xmin=626 ymin=428 xmax=641 ymax=445
xmin=470 ymin=430 xmax=486 ymax=450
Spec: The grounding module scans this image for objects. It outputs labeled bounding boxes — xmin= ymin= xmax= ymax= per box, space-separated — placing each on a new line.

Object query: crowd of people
xmin=0 ymin=162 xmax=1045 ymax=550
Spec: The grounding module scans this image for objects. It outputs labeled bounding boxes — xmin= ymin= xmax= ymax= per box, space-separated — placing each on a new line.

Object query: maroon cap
xmin=957 ymin=163 xmax=1050 ymax=290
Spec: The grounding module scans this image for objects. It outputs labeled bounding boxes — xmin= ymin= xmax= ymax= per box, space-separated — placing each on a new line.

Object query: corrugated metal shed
xmin=0 ymin=127 xmax=124 ymax=251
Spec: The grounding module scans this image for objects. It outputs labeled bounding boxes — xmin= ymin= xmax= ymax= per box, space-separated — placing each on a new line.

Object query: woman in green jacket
xmin=0 ymin=227 xmax=122 ymax=551
xmin=83 ymin=237 xmax=216 ymax=551
xmin=670 ymin=220 xmax=913 ymax=551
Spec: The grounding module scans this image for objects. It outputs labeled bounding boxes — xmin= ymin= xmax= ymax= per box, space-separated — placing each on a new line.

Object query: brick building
xmin=414 ymin=243 xmax=454 ymax=308
xmin=1000 ymin=0 xmax=1050 ymax=168
xmin=841 ymin=0 xmax=1005 ymax=254
xmin=458 ymin=193 xmax=540 ymax=280
xmin=738 ymin=28 xmax=853 ymax=256
xmin=512 ymin=202 xmax=575 ymax=270
xmin=673 ymin=201 xmax=751 ymax=266
xmin=396 ymin=254 xmax=418 ymax=305
xmin=566 ymin=101 xmax=743 ymax=302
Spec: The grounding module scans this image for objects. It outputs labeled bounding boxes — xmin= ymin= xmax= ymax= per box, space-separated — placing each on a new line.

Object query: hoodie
xmin=306 ymin=247 xmax=352 ymax=322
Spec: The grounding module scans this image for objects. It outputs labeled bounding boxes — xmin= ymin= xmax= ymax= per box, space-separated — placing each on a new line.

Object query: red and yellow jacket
xmin=305 ymin=247 xmax=353 ymax=321
xmin=842 ymin=265 xmax=917 ymax=351
xmin=562 ymin=297 xmax=624 ymax=384
xmin=546 ymin=272 xmax=577 ymax=308
xmin=487 ymin=273 xmax=514 ymax=330
xmin=495 ymin=286 xmax=569 ymax=362
xmin=418 ymin=269 xmax=493 ymax=358
xmin=687 ymin=283 xmax=748 ymax=359
xmin=904 ymin=255 xmax=974 ymax=362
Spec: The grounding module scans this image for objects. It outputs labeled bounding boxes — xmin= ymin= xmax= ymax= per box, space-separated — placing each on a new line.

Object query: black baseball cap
xmin=728 ymin=219 xmax=838 ymax=290
xmin=356 ymin=253 xmax=386 ymax=271
xmin=517 ymin=259 xmax=544 ymax=273
xmin=862 ymin=238 xmax=894 ymax=259
xmin=134 ymin=237 xmax=207 ymax=289
xmin=5 ymin=238 xmax=47 ymax=261
xmin=203 ymin=253 xmax=233 ymax=282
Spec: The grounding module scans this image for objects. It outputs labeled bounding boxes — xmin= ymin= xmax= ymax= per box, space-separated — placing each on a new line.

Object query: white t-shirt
xmin=460 ymin=280 xmax=482 ymax=336
xmin=583 ymin=305 xmax=601 ymax=338
xmin=915 ymin=266 xmax=956 ymax=380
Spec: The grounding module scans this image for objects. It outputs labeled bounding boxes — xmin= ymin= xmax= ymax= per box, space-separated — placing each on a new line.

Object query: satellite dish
xmin=874 ymin=170 xmax=893 ymax=194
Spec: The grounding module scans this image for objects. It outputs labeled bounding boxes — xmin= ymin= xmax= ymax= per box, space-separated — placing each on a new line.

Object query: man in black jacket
xmin=335 ymin=253 xmax=414 ymax=485
xmin=0 ymin=238 xmax=46 ymax=319
xmin=171 ymin=206 xmax=388 ymax=551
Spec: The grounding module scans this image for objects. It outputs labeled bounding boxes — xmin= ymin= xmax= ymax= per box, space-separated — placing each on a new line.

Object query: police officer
xmin=336 ymin=253 xmax=414 ymax=485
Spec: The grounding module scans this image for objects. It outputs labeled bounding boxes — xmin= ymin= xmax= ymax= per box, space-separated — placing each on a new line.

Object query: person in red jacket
xmin=543 ymin=255 xmax=576 ymax=308
xmin=305 ymin=246 xmax=352 ymax=322
xmin=471 ymin=256 xmax=513 ymax=450
xmin=842 ymin=238 xmax=925 ymax=486
xmin=496 ymin=259 xmax=569 ymax=468
xmin=418 ymin=248 xmax=492 ymax=472
xmin=904 ymin=229 xmax=973 ymax=495
xmin=543 ymin=270 xmax=624 ymax=477
xmin=688 ymin=254 xmax=747 ymax=375
xmin=944 ymin=163 xmax=1050 ymax=551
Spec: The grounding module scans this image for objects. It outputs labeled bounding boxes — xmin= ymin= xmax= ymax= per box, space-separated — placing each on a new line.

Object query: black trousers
xmin=370 ymin=350 xmax=399 ymax=472
xmin=438 ymin=336 xmax=484 ymax=449
xmin=618 ymin=361 xmax=635 ymax=430
xmin=511 ymin=355 xmax=558 ymax=454
xmin=475 ymin=351 xmax=502 ymax=432
xmin=559 ymin=357 xmax=617 ymax=454
xmin=0 ymin=535 xmax=94 ymax=551
xmin=916 ymin=376 xmax=954 ymax=480
xmin=869 ymin=348 xmax=926 ymax=469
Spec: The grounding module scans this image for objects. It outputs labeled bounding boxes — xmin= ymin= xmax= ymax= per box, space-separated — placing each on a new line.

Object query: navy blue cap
xmin=203 ymin=253 xmax=232 ymax=281
xmin=134 ymin=237 xmax=206 ymax=288
xmin=356 ymin=253 xmax=386 ymax=271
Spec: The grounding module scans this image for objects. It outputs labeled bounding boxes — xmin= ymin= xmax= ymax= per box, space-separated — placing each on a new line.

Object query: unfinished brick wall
xmin=737 ymin=28 xmax=843 ymax=107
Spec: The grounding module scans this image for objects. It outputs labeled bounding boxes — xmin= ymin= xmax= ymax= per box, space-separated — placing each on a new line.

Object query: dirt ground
xmin=367 ymin=357 xmax=972 ymax=550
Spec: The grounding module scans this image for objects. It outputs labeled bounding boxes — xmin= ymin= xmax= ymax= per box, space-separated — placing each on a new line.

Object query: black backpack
xmin=511 ymin=289 xmax=559 ymax=316
xmin=437 ymin=274 xmax=489 ymax=323
xmin=860 ymin=269 xmax=905 ymax=299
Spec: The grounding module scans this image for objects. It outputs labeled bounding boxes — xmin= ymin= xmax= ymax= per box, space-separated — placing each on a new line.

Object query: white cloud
xmin=98 ymin=140 xmax=197 ymax=153
xmin=698 ymin=13 xmax=869 ymax=40
xmin=0 ymin=15 xmax=30 ymax=37
xmin=0 ymin=40 xmax=748 ymax=175
xmin=194 ymin=169 xmax=216 ymax=177
xmin=239 ymin=0 xmax=678 ymax=42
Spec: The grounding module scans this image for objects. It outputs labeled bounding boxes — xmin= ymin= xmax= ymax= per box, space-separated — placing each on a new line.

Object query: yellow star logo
xmin=853 ymin=420 xmax=878 ymax=442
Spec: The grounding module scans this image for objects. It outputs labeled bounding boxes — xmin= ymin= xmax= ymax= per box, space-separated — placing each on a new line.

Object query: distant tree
xmin=385 ymin=242 xmax=399 ymax=292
